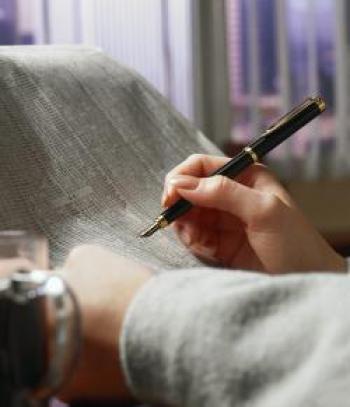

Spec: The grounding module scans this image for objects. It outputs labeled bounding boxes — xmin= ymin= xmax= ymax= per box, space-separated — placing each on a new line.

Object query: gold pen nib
xmin=138 ymin=215 xmax=169 ymax=238
xmin=139 ymin=221 xmax=161 ymax=238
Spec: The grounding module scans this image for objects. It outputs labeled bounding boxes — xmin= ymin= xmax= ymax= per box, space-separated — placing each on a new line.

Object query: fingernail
xmin=169 ymin=175 xmax=199 ymax=190
xmin=161 ymin=180 xmax=171 ymax=206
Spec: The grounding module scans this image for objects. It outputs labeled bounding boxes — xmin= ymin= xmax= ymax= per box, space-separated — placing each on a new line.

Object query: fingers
xmin=167 ymin=154 xmax=231 ymax=179
xmin=163 ymin=153 xmax=294 ymax=208
xmin=174 ymin=218 xmax=246 ymax=267
xmin=168 ymin=174 xmax=282 ymax=228
xmin=162 ymin=154 xmax=230 ymax=207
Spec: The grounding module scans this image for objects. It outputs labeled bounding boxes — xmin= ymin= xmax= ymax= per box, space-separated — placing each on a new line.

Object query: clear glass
xmin=0 ymin=230 xmax=48 ymax=269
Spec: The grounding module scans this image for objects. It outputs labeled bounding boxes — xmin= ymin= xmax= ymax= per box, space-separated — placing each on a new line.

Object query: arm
xmin=121 ymin=268 xmax=350 ymax=407
xmin=54 ymin=246 xmax=350 ymax=406
xmin=56 ymin=154 xmax=348 ymax=405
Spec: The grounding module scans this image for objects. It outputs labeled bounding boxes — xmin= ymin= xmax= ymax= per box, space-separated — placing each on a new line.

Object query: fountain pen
xmin=139 ymin=96 xmax=326 ymax=238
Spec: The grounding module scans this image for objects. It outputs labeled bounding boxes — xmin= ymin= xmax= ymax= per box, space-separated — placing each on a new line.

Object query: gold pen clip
xmin=263 ymin=97 xmax=326 ymax=135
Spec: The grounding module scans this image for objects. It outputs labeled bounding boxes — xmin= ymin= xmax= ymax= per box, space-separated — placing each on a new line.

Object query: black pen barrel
xmin=160 ymin=97 xmax=324 ymax=227
xmin=161 ymin=198 xmax=193 ymax=224
xmin=251 ymin=100 xmax=322 ymax=157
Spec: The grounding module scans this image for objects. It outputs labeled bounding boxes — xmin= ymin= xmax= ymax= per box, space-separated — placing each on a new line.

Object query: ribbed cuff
xmin=119 ymin=271 xmax=200 ymax=405
xmin=118 ymin=268 xmax=263 ymax=405
xmin=118 ymin=269 xmax=350 ymax=406
xmin=119 ymin=274 xmax=162 ymax=403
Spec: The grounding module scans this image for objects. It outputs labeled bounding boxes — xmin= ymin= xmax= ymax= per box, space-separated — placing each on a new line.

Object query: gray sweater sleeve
xmin=120 ymin=269 xmax=350 ymax=407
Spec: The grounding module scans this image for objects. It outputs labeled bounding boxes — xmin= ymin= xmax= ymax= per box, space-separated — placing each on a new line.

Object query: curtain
xmin=40 ymin=0 xmax=194 ymax=121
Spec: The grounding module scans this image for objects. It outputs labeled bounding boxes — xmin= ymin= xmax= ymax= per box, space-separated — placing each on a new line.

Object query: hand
xmin=57 ymin=245 xmax=151 ymax=403
xmin=162 ymin=154 xmax=346 ymax=274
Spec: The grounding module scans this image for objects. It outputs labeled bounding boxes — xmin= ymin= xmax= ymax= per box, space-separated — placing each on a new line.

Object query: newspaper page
xmin=0 ymin=45 xmax=222 ymax=271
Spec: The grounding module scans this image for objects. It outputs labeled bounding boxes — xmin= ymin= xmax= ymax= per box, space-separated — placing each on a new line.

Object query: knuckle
xmin=165 ymin=154 xmax=206 ymax=182
xmin=188 ymin=153 xmax=204 ymax=162
xmin=210 ymin=175 xmax=231 ymax=194
xmin=165 ymin=167 xmax=184 ymax=183
xmin=164 ymin=170 xmax=175 ymax=184
xmin=187 ymin=153 xmax=207 ymax=169
xmin=253 ymin=194 xmax=282 ymax=225
xmin=213 ymin=175 xmax=230 ymax=193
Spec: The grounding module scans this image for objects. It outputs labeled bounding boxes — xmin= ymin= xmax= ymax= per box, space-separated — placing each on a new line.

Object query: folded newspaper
xmin=0 ymin=45 xmax=221 ymax=270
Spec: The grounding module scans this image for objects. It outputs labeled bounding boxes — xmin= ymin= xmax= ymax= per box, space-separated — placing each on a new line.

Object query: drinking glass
xmin=0 ymin=230 xmax=49 ymax=269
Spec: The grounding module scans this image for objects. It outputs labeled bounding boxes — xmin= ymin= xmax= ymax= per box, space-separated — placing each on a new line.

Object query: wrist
xmin=57 ymin=260 xmax=152 ymax=403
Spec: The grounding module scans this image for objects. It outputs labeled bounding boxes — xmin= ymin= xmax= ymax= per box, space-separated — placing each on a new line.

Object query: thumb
xmin=170 ymin=174 xmax=273 ymax=226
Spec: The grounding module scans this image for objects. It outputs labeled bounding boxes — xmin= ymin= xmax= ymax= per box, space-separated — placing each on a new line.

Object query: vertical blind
xmin=41 ymin=0 xmax=194 ymax=121
xmin=226 ymin=0 xmax=350 ymax=179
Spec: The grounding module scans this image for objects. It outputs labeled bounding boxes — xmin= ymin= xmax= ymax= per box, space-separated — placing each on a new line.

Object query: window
xmin=2 ymin=0 xmax=349 ymax=179
xmin=226 ymin=0 xmax=346 ymax=179
xmin=0 ymin=0 xmax=194 ymax=121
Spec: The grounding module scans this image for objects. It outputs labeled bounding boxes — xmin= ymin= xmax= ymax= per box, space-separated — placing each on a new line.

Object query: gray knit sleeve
xmin=120 ymin=269 xmax=350 ymax=407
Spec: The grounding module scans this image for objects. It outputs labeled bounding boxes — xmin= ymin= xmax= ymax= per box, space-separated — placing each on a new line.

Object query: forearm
xmin=120 ymin=268 xmax=350 ymax=407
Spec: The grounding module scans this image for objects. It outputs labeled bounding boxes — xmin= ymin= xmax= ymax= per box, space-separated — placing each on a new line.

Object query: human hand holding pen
xmin=163 ymin=154 xmax=346 ymax=274
xmin=142 ymin=97 xmax=325 ymax=237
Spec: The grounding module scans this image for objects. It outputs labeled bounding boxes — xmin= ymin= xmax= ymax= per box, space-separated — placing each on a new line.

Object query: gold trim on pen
xmin=243 ymin=146 xmax=259 ymax=163
xmin=139 ymin=215 xmax=169 ymax=238
xmin=263 ymin=96 xmax=325 ymax=135
xmin=314 ymin=96 xmax=326 ymax=112
xmin=156 ymin=215 xmax=169 ymax=229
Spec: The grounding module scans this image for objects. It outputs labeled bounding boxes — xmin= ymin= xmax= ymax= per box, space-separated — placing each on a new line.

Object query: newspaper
xmin=0 ymin=45 xmax=221 ymax=271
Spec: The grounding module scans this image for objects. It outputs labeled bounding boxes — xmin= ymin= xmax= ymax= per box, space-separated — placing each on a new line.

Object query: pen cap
xmin=250 ymin=97 xmax=325 ymax=157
